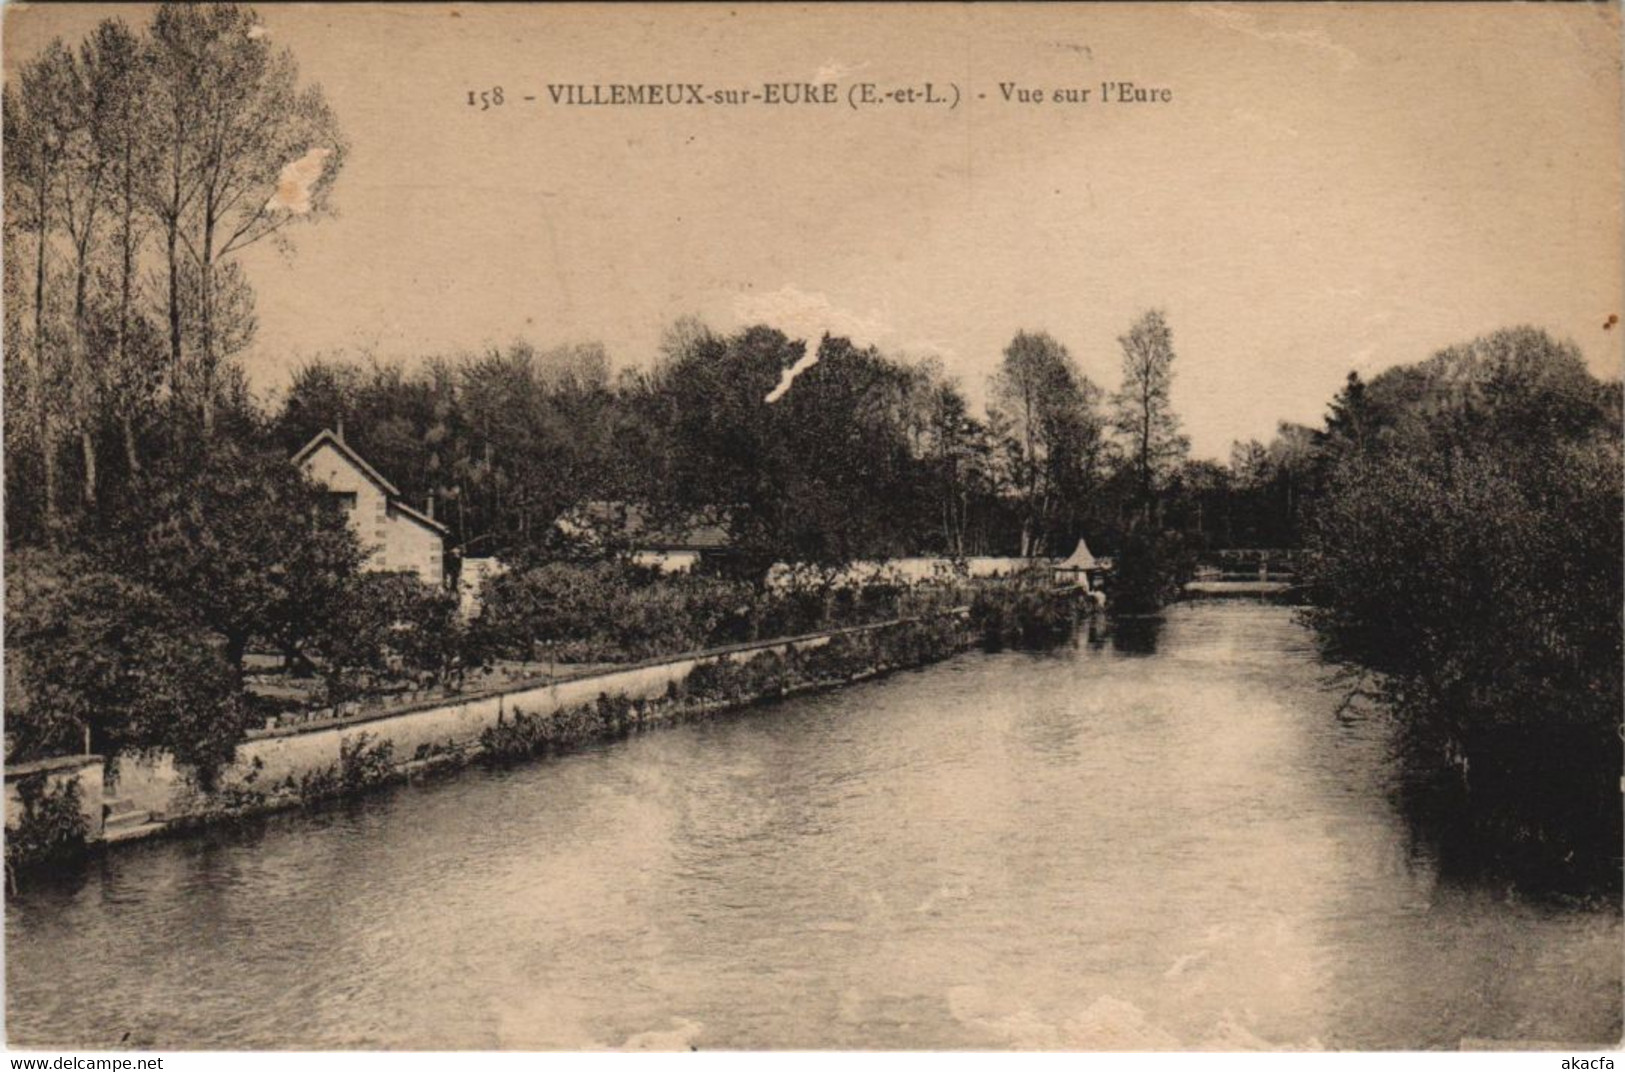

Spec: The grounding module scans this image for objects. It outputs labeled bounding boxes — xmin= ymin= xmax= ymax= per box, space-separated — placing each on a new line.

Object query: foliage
xmin=3 ymin=3 xmax=346 ymax=548
xmin=1111 ymin=309 xmax=1190 ymax=513
xmin=646 ymin=328 xmax=943 ymax=566
xmin=315 ymin=572 xmax=477 ymax=702
xmin=1300 ymin=326 xmax=1622 ymax=890
xmin=477 ymin=561 xmax=737 ymax=662
xmin=475 ymin=559 xmax=946 ymax=664
xmin=5 ymin=551 xmax=247 ymax=781
xmin=268 ymin=325 xmax=1042 ymax=568
xmin=969 ymin=580 xmax=1079 ymax=649
xmin=292 ymin=732 xmax=396 ymax=803
xmin=1107 ymin=528 xmax=1197 ymax=617
xmin=5 ymin=774 xmax=90 ymax=870
xmin=101 ymin=442 xmax=365 ymax=677
xmin=989 ymin=331 xmax=1107 ymax=558
xmin=338 ymin=733 xmax=396 ymax=791
xmin=477 ymin=614 xmax=974 ymax=764
xmin=480 ymin=696 xmax=637 ymax=764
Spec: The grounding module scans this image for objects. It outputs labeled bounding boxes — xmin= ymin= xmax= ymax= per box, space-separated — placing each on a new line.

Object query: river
xmin=6 ymin=602 xmax=1620 ymax=1050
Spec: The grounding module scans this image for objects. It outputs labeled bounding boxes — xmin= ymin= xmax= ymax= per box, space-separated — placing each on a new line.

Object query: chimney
xmin=335 ymin=417 xmax=345 ymax=443
xmin=426 ymin=492 xmax=435 ymax=521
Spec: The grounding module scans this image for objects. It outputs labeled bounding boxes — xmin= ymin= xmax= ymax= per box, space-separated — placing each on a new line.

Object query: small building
xmin=555 ymin=501 xmax=733 ymax=574
xmin=293 ymin=428 xmax=448 ymax=586
xmin=629 ymin=519 xmax=732 ymax=574
xmin=1054 ymin=538 xmax=1105 ymax=591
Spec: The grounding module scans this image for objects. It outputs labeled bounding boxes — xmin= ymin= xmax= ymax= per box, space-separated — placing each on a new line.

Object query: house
xmin=554 ymin=501 xmax=733 ymax=574
xmin=293 ymin=428 xmax=448 ymax=586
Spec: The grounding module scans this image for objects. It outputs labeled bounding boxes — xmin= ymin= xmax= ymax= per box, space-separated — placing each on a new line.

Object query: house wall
xmin=298 ymin=440 xmax=390 ymax=569
xmin=299 ymin=441 xmax=443 ymax=586
xmin=383 ymin=507 xmax=444 ymax=585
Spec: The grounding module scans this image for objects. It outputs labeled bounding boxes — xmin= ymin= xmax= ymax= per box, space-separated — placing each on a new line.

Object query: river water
xmin=6 ymin=602 xmax=1620 ymax=1050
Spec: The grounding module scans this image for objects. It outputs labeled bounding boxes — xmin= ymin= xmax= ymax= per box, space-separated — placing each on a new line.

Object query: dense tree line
xmin=1 ymin=3 xmax=374 ymax=778
xmin=268 ymin=312 xmax=1237 ymax=572
xmin=4 ymin=3 xmax=344 ymax=547
xmin=1299 ymin=327 xmax=1623 ymax=892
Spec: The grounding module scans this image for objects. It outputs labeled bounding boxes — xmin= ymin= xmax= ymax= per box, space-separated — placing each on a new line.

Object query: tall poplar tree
xmin=1111 ymin=309 xmax=1189 ymax=523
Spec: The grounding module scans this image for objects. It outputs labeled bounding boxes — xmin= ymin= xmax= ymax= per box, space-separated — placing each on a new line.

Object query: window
xmin=326 ymin=490 xmax=358 ymax=512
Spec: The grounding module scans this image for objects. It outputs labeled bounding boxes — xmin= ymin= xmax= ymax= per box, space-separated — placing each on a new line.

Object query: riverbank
xmin=10 ymin=601 xmax=1615 ymax=1051
xmin=9 ymin=600 xmax=1036 ymax=871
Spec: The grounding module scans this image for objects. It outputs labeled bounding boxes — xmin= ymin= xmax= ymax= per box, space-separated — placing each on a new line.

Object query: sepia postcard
xmin=2 ymin=1 xmax=1621 ymax=1060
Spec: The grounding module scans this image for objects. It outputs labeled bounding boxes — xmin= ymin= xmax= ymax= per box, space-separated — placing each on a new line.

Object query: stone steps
xmin=101 ymin=795 xmax=160 ymax=838
xmin=101 ymin=819 xmax=168 ymax=844
xmin=103 ymin=807 xmax=153 ymax=830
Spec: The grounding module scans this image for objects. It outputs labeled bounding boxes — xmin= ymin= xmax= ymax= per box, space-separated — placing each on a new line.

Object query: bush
xmin=316 ymin=572 xmax=480 ymax=701
xmin=5 ymin=774 xmax=90 ymax=871
xmin=293 ymin=732 xmax=397 ymax=803
xmin=1104 ymin=529 xmax=1194 ymax=616
xmin=5 ymin=551 xmax=247 ymax=784
xmin=478 ymin=561 xmax=744 ymax=662
xmin=1301 ymin=328 xmax=1622 ymax=891
xmin=339 ymin=732 xmax=396 ymax=791
xmin=970 ymin=580 xmax=1078 ymax=649
xmin=475 ymin=559 xmax=932 ymax=664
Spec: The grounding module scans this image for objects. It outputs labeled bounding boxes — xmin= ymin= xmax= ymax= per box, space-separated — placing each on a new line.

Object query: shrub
xmin=5 ymin=551 xmax=247 ymax=785
xmin=316 ymin=573 xmax=478 ymax=702
xmin=339 ymin=732 xmax=396 ymax=791
xmin=1301 ymin=328 xmax=1622 ymax=891
xmin=1104 ymin=529 xmax=1194 ymax=616
xmin=5 ymin=774 xmax=90 ymax=871
xmin=473 ymin=559 xmax=933 ymax=664
xmin=479 ymin=709 xmax=550 ymax=762
xmin=294 ymin=732 xmax=397 ymax=803
xmin=970 ymin=580 xmax=1077 ymax=649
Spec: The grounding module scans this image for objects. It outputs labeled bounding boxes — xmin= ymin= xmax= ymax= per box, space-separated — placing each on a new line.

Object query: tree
xmin=88 ymin=17 xmax=157 ymax=476
xmin=1301 ymin=327 xmax=1622 ymax=890
xmin=1176 ymin=459 xmax=1233 ymax=550
xmin=111 ymin=442 xmax=366 ymax=680
xmin=142 ymin=3 xmax=207 ymax=423
xmin=1225 ymin=424 xmax=1317 ymax=547
xmin=920 ymin=374 xmax=998 ymax=556
xmin=5 ymin=550 xmax=245 ymax=780
xmin=4 ymin=40 xmax=78 ymax=542
xmin=313 ymin=572 xmax=472 ymax=702
xmin=989 ymin=330 xmax=1105 ymax=557
xmin=55 ymin=32 xmax=114 ymax=509
xmin=1316 ymin=370 xmax=1373 ymax=463
xmin=144 ymin=2 xmax=345 ymax=437
xmin=1111 ymin=309 xmax=1189 ymax=521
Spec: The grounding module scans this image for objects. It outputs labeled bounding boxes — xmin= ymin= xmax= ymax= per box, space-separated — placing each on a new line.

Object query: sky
xmin=5 ymin=2 xmax=1622 ymax=459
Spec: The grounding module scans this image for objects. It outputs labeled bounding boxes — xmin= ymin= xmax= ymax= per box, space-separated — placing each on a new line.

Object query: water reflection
xmin=1103 ymin=614 xmax=1164 ymax=655
xmin=1085 ymin=612 xmax=1165 ymax=655
xmin=7 ymin=603 xmax=1619 ymax=1050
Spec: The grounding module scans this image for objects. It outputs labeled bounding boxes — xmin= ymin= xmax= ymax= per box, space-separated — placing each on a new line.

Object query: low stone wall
xmin=4 ymin=754 xmax=105 ymax=838
xmin=110 ymin=617 xmax=948 ymax=826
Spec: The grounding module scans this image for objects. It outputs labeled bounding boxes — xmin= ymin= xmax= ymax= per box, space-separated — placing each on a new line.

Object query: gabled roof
xmin=293 ymin=428 xmax=449 ymax=537
xmin=390 ymin=499 xmax=450 ymax=536
xmin=292 ymin=429 xmax=401 ymax=497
